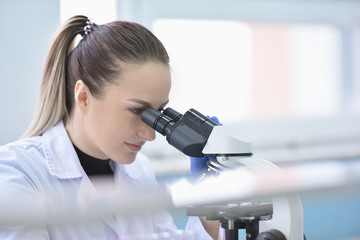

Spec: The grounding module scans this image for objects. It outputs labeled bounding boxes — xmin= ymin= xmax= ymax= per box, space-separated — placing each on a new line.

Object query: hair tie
xmin=83 ymin=19 xmax=94 ymax=35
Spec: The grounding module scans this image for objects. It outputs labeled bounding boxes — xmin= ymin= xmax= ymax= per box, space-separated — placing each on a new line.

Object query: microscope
xmin=142 ymin=107 xmax=305 ymax=240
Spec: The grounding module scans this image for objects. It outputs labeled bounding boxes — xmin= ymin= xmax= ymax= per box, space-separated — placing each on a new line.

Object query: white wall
xmin=0 ymin=0 xmax=60 ymax=144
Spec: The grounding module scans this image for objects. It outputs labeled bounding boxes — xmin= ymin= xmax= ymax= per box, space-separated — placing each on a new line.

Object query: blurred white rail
xmin=1 ymin=157 xmax=360 ymax=224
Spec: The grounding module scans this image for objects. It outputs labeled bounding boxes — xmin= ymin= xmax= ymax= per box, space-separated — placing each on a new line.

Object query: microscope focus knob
xmin=255 ymin=229 xmax=286 ymax=240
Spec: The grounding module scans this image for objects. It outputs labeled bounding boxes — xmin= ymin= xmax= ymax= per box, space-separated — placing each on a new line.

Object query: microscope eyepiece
xmin=141 ymin=108 xmax=175 ymax=136
xmin=163 ymin=108 xmax=182 ymax=122
xmin=142 ymin=107 xmax=218 ymax=157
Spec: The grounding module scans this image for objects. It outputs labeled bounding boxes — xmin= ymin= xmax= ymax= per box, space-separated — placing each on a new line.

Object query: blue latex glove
xmin=190 ymin=116 xmax=222 ymax=180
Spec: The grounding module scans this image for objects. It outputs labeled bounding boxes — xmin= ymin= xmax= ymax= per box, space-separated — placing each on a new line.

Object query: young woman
xmin=0 ymin=15 xmax=221 ymax=239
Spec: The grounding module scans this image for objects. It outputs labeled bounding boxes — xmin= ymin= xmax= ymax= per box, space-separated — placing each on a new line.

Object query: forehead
xmin=105 ymin=62 xmax=171 ymax=106
xmin=121 ymin=61 xmax=170 ymax=85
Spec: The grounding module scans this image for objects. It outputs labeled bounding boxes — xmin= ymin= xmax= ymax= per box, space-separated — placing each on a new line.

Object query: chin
xmin=113 ymin=153 xmax=137 ymax=164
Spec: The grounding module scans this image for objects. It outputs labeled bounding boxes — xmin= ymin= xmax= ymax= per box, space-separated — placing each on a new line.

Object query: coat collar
xmin=43 ymin=121 xmax=83 ymax=179
xmin=42 ymin=121 xmax=141 ymax=180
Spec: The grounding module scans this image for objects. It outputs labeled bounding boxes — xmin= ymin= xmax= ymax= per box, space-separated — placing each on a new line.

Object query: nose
xmin=138 ymin=121 xmax=156 ymax=141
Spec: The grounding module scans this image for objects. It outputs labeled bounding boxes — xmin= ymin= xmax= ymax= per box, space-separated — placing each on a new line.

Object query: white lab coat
xmin=0 ymin=121 xmax=214 ymax=239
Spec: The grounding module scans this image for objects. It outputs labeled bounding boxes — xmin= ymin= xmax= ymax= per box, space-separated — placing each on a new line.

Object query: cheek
xmin=90 ymin=107 xmax=136 ymax=141
xmin=86 ymin=102 xmax=120 ymax=141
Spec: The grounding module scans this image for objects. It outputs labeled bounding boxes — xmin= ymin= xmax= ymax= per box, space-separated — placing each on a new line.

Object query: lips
xmin=126 ymin=142 xmax=144 ymax=152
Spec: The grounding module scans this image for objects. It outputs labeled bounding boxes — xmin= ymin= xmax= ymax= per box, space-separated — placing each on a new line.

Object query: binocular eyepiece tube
xmin=141 ymin=107 xmax=218 ymax=157
xmin=141 ymin=107 xmax=182 ymax=136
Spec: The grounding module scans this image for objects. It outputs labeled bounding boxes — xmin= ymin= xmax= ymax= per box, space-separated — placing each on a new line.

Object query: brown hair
xmin=22 ymin=15 xmax=169 ymax=138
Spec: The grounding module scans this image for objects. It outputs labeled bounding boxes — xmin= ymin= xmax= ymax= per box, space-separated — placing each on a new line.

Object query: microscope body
xmin=142 ymin=107 xmax=304 ymax=240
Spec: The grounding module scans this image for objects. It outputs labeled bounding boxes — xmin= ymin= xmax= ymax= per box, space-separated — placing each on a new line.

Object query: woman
xmin=0 ymin=16 xmax=221 ymax=239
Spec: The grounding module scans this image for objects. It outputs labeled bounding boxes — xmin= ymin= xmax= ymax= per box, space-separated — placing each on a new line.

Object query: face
xmin=74 ymin=62 xmax=171 ymax=164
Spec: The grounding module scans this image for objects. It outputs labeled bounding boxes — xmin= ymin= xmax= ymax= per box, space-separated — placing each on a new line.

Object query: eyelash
xmin=130 ymin=107 xmax=164 ymax=115
xmin=130 ymin=108 xmax=146 ymax=115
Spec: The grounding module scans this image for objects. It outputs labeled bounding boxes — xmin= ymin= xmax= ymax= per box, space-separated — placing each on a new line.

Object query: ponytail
xmin=22 ymin=15 xmax=89 ymax=138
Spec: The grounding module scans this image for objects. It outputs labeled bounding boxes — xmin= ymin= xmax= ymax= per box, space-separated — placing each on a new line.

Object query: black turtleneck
xmin=73 ymin=144 xmax=114 ymax=177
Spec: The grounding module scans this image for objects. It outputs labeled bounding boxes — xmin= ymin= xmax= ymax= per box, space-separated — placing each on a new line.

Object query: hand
xmin=190 ymin=116 xmax=222 ymax=180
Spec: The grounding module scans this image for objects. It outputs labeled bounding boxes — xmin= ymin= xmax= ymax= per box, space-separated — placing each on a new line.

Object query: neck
xmin=65 ymin=111 xmax=107 ymax=160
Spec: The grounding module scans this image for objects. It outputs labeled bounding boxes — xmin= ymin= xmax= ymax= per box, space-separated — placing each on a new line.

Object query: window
xmin=153 ymin=19 xmax=345 ymax=123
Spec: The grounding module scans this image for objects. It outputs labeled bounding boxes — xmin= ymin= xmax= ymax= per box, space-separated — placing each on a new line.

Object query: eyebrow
xmin=129 ymin=98 xmax=169 ymax=109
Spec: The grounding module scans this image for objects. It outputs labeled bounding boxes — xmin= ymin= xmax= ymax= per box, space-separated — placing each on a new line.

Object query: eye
xmin=130 ymin=106 xmax=164 ymax=115
xmin=130 ymin=107 xmax=146 ymax=115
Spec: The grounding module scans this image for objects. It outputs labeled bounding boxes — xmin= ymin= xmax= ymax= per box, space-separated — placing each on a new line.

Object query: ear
xmin=74 ymin=80 xmax=90 ymax=112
